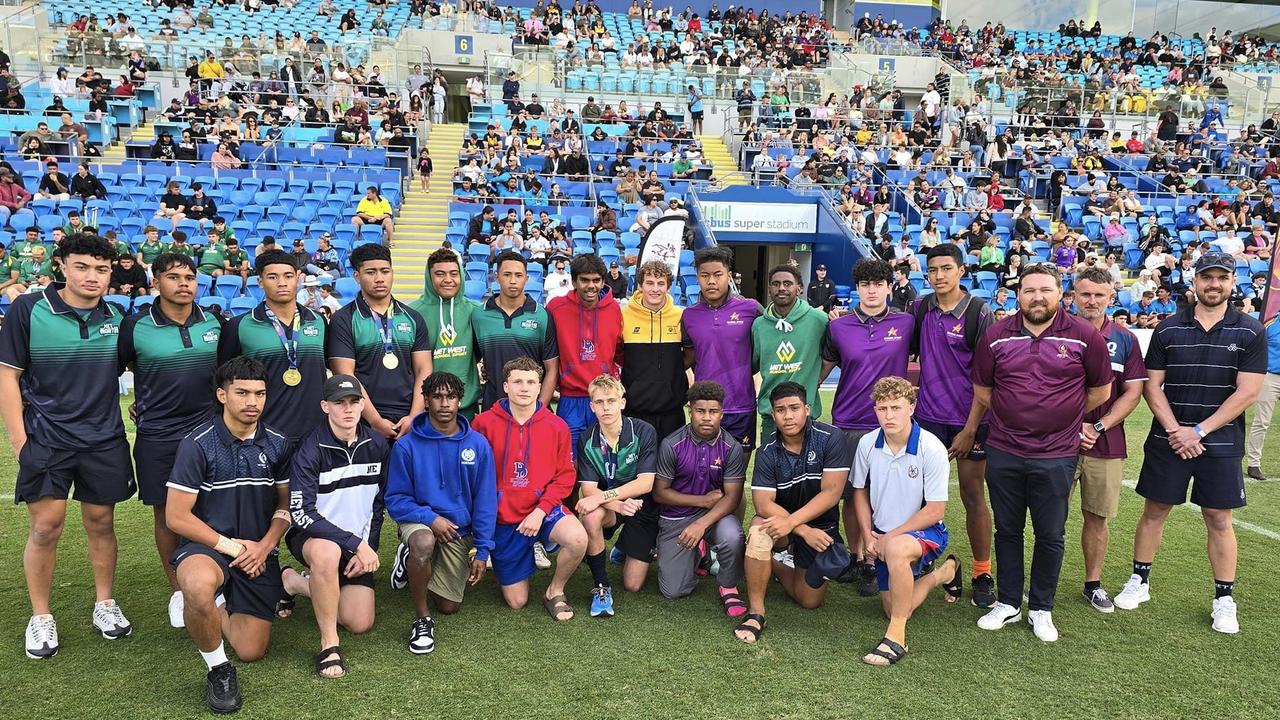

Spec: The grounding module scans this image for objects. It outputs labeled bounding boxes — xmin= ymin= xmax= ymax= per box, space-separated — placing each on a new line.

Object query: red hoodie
xmin=545 ymin=286 xmax=623 ymax=397
xmin=472 ymin=399 xmax=576 ymax=525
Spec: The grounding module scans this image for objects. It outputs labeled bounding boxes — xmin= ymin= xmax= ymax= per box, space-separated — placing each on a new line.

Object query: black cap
xmin=323 ymin=374 xmax=364 ymax=402
xmin=803 ymin=542 xmax=853 ymax=588
xmin=1195 ymin=252 xmax=1235 ymax=275
xmin=816 ymin=264 xmax=827 ymax=271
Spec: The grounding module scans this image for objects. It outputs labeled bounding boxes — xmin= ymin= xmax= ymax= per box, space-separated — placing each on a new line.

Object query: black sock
xmin=1133 ymin=561 xmax=1152 ymax=583
xmin=1084 ymin=580 xmax=1101 ymax=593
xmin=1214 ymin=579 xmax=1234 ymax=599
xmin=585 ymin=550 xmax=609 ymax=587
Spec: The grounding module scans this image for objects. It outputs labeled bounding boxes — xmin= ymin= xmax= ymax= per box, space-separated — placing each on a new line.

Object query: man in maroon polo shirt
xmin=970 ymin=264 xmax=1112 ymax=643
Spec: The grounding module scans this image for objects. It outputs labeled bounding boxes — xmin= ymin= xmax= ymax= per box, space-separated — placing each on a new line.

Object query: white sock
xmin=200 ymin=643 xmax=229 ymax=670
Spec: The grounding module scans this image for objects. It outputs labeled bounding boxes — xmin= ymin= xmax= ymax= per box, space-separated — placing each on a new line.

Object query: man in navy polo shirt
xmin=682 ymin=247 xmax=763 ymax=453
xmin=971 ymin=263 xmax=1112 ymax=642
xmin=1116 ymin=253 xmax=1267 ymax=634
xmin=820 ymin=257 xmax=914 ymax=593
xmin=911 ymin=243 xmax=996 ymax=607
xmin=0 ymin=233 xmax=135 ymax=660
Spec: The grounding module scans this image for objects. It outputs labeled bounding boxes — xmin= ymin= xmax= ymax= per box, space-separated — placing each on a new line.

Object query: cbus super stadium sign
xmin=700 ymin=201 xmax=818 ymax=234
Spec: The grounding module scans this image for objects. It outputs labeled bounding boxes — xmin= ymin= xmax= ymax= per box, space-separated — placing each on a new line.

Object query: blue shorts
xmin=873 ymin=522 xmax=949 ymax=592
xmin=491 ymin=504 xmax=568 ymax=586
xmin=556 ymin=396 xmax=596 ymax=456
xmin=916 ymin=419 xmax=989 ymax=462
xmin=721 ymin=411 xmax=758 ymax=452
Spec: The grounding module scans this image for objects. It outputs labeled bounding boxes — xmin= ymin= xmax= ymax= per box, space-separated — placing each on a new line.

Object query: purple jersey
xmin=1082 ymin=319 xmax=1147 ymax=459
xmin=914 ymin=294 xmax=993 ymax=425
xmin=821 ymin=308 xmax=914 ymax=430
xmin=655 ymin=425 xmax=746 ymax=519
xmin=681 ymin=296 xmax=762 ymax=414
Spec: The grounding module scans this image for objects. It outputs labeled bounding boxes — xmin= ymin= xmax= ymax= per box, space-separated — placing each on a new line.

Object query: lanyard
xmin=264 ymin=307 xmax=300 ymax=370
xmin=599 ymin=424 xmax=621 ymax=486
xmin=370 ymin=304 xmax=395 ymax=356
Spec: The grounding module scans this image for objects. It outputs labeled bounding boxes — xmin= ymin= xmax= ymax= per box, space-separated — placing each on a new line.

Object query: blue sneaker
xmin=590 ymin=584 xmax=615 ymax=618
xmin=609 ymin=547 xmax=624 ymax=565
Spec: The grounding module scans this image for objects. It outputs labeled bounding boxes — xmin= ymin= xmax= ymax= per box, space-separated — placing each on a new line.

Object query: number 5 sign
xmin=455 ymin=35 xmax=473 ymax=55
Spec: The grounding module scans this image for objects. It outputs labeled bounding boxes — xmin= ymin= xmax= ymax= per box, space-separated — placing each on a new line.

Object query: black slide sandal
xmin=315 ymin=646 xmax=348 ymax=678
xmin=733 ymin=613 xmax=767 ymax=644
xmin=863 ymin=637 xmax=908 ymax=666
xmin=941 ymin=555 xmax=963 ymax=603
xmin=275 ymin=568 xmax=297 ymax=619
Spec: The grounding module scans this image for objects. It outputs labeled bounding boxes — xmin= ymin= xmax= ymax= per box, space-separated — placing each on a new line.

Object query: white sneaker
xmin=977 ymin=602 xmax=1022 ymax=631
xmin=772 ymin=550 xmax=795 ymax=568
xmin=1211 ymin=596 xmax=1240 ymax=634
xmin=1113 ymin=574 xmax=1151 ymax=610
xmin=92 ymin=599 xmax=133 ymax=639
xmin=168 ymin=591 xmax=185 ymax=628
xmin=1028 ymin=609 xmax=1059 ymax=642
xmin=25 ymin=614 xmax=59 ymax=659
xmin=533 ymin=542 xmax=552 ymax=570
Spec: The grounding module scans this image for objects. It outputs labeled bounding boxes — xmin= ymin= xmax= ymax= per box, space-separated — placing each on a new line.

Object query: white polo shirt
xmin=851 ymin=424 xmax=949 ymax=532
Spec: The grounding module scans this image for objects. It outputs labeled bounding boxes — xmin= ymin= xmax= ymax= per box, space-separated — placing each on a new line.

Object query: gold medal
xmin=282 ymin=368 xmax=303 ymax=386
xmin=382 ymin=353 xmax=400 ymax=370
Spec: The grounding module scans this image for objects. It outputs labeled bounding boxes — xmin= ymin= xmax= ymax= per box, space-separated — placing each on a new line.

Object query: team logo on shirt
xmin=202 ymin=330 xmax=219 ymax=344
xmin=303 ymin=325 xmax=320 ymax=337
xmin=728 ymin=312 xmax=743 ymax=325
xmin=807 ymin=450 xmax=817 ymax=463
xmin=511 ymin=461 xmax=529 ymax=486
xmin=461 ymin=448 xmax=476 ymax=464
xmin=99 ymin=322 xmax=119 ymax=336
xmin=1057 ymin=344 xmax=1070 ymax=358
xmin=396 ymin=321 xmax=412 ymax=334
xmin=951 ymin=322 xmax=963 ymax=334
xmin=258 ymin=452 xmax=269 ymax=467
xmin=712 ymin=456 xmax=723 ymax=468
xmin=623 ymin=451 xmax=637 ymax=465
xmin=775 ymin=341 xmax=796 ymax=363
xmin=1228 ymin=343 xmax=1239 ymax=352
xmin=908 ymin=464 xmax=919 ymax=478
xmin=885 ymin=327 xmax=901 ymax=340
xmin=521 ymin=319 xmax=540 ymax=331
xmin=439 ymin=325 xmax=458 ymax=345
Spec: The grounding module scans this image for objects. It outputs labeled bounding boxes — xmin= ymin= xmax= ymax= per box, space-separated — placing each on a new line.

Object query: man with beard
xmin=1114 ymin=253 xmax=1267 ymax=634
xmin=971 ymin=263 xmax=1112 ymax=643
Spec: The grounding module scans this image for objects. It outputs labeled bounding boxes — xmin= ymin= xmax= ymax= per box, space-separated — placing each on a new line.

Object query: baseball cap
xmin=803 ymin=542 xmax=853 ymax=588
xmin=1195 ymin=252 xmax=1235 ymax=274
xmin=323 ymin=374 xmax=364 ymax=402
xmin=816 ymin=264 xmax=827 ymax=271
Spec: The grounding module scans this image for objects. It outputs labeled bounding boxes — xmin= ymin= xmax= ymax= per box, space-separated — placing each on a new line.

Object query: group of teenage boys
xmin=0 ymin=233 xmax=1268 ymax=710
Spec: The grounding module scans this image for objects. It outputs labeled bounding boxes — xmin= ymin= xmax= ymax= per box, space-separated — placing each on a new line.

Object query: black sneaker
xmin=856 ymin=563 xmax=879 ymax=597
xmin=389 ymin=542 xmax=409 ymax=591
xmin=206 ymin=662 xmax=242 ymax=714
xmin=408 ymin=615 xmax=436 ymax=655
xmin=971 ymin=573 xmax=996 ymax=609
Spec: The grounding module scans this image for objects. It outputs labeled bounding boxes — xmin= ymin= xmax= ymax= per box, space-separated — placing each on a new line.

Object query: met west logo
xmin=768 ymin=340 xmax=803 ymax=375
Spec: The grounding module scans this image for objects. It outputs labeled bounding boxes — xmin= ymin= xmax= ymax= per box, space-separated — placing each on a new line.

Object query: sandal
xmin=941 ymin=555 xmax=963 ymax=604
xmin=718 ymin=586 xmax=747 ymax=618
xmin=275 ymin=567 xmax=302 ymax=619
xmin=544 ymin=594 xmax=575 ymax=622
xmin=314 ymin=646 xmax=347 ymax=678
xmin=733 ymin=613 xmax=766 ymax=644
xmin=862 ymin=637 xmax=908 ymax=666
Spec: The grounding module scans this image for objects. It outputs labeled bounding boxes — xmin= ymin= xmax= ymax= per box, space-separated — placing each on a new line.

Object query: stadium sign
xmin=700 ymin=201 xmax=818 ymax=234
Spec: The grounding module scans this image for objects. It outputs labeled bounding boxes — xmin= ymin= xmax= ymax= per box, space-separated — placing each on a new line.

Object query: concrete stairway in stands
xmin=391 ymin=123 xmax=465 ymax=298
xmin=699 ymin=135 xmax=749 ymax=186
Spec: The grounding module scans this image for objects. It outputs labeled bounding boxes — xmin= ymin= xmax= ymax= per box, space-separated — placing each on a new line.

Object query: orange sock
xmin=972 ymin=560 xmax=992 ymax=577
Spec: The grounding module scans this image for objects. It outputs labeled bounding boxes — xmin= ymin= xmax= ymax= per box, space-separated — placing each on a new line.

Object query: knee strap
xmin=746 ymin=524 xmax=775 ymax=561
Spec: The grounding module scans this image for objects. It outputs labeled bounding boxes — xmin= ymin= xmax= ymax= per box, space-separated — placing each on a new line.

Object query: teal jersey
xmin=326 ymin=294 xmax=432 ymax=421
xmin=0 ymin=285 xmax=125 ymax=449
xmin=472 ymin=295 xmax=559 ymax=409
xmin=119 ymin=303 xmax=223 ymax=438
xmin=219 ymin=302 xmax=327 ymax=441
xmin=575 ymin=417 xmax=658 ymax=491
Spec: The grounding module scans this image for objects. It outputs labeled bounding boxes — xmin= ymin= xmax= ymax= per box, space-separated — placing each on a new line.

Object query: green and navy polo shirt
xmin=0 ymin=285 xmax=126 ymax=449
xmin=326 ymin=293 xmax=432 ymax=421
xmin=472 ymin=294 xmax=559 ymax=409
xmin=118 ymin=302 xmax=223 ymax=439
xmin=576 ymin=417 xmax=659 ymax=520
xmin=218 ymin=302 xmax=326 ymax=442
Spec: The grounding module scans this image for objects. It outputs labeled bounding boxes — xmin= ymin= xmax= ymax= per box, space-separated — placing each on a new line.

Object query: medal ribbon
xmin=264 ymin=307 xmax=300 ymax=370
xmin=371 ymin=304 xmax=396 ymax=357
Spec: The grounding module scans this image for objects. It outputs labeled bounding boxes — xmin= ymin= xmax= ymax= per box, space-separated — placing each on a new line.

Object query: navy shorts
xmin=873 ymin=522 xmax=949 ymax=592
xmin=133 ymin=437 xmax=182 ymax=506
xmin=721 ymin=411 xmax=758 ymax=452
xmin=173 ymin=541 xmax=283 ymax=621
xmin=556 ymin=395 xmax=596 ymax=456
xmin=1137 ymin=441 xmax=1246 ymax=510
xmin=790 ymin=525 xmax=843 ymax=571
xmin=602 ymin=500 xmax=660 ymax=562
xmin=916 ymin=419 xmax=989 ymax=461
xmin=285 ymin=529 xmax=375 ymax=589
xmin=15 ymin=437 xmax=136 ymax=506
xmin=491 ymin=504 xmax=569 ymax=586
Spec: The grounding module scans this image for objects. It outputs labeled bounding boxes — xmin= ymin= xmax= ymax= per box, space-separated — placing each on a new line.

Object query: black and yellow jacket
xmin=620 ymin=291 xmax=686 ymax=416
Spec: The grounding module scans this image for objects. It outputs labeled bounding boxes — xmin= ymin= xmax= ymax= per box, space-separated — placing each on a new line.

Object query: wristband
xmin=602 ymin=488 xmax=619 ymax=501
xmin=1194 ymin=424 xmax=1207 ymax=438
xmin=215 ymin=535 xmax=245 ymax=558
xmin=273 ymin=509 xmax=291 ymax=523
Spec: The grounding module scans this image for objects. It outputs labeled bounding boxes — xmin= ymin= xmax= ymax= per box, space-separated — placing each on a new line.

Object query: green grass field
xmin=1 ymin=392 xmax=1279 ymax=720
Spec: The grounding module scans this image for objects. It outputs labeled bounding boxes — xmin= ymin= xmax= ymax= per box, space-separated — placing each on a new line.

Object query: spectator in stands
xmin=352 ymin=186 xmax=395 ymax=244
xmin=631 ymin=195 xmax=663 ymax=234
xmin=155 ymin=181 xmax=188 ymax=226
xmin=0 ymin=168 xmax=31 ymax=229
xmin=69 ymin=162 xmax=106 ymax=201
xmin=110 ymin=254 xmax=148 ymax=298
xmin=545 ymin=258 xmax=572 ymax=301
xmin=36 ymin=161 xmax=71 ymax=202
xmin=210 ymin=142 xmax=242 ymax=170
xmin=151 ymin=131 xmax=177 ymax=164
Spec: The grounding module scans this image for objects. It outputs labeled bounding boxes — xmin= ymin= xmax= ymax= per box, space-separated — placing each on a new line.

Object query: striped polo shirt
xmin=472 ymin=294 xmax=559 ymax=410
xmin=1144 ymin=306 xmax=1267 ymax=457
xmin=752 ymin=419 xmax=850 ymax=528
xmin=654 ymin=424 xmax=746 ymax=520
xmin=326 ymin=293 xmax=433 ymax=422
xmin=118 ymin=303 xmax=223 ymax=439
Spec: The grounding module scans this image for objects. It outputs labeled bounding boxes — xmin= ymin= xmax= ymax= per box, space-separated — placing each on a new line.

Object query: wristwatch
xmin=1194 ymin=424 xmax=1208 ymax=438
xmin=1092 ymin=421 xmax=1106 ymax=434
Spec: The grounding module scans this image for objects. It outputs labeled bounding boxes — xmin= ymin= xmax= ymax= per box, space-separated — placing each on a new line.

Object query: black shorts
xmin=916 ymin=419 xmax=989 ymax=461
xmin=133 ymin=437 xmax=182 ymax=506
xmin=721 ymin=411 xmax=758 ymax=452
xmin=172 ymin=541 xmax=283 ymax=621
xmin=790 ymin=525 xmax=842 ymax=571
xmin=15 ymin=437 xmax=136 ymax=505
xmin=284 ymin=530 xmax=375 ymax=589
xmin=626 ymin=409 xmax=686 ymax=441
xmin=604 ymin=503 xmax=659 ymax=563
xmin=838 ymin=428 xmax=873 ymax=500
xmin=1136 ymin=441 xmax=1246 ymax=510
xmin=691 ymin=110 xmax=704 ymax=120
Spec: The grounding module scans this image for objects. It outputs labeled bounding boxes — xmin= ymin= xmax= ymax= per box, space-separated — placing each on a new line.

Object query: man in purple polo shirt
xmin=682 ymin=247 xmax=763 ymax=453
xmin=819 ymin=258 xmax=914 ymax=594
xmin=1071 ymin=268 xmax=1147 ymax=613
xmin=652 ymin=381 xmax=748 ymax=619
xmin=971 ymin=263 xmax=1112 ymax=643
xmin=911 ymin=243 xmax=997 ymax=608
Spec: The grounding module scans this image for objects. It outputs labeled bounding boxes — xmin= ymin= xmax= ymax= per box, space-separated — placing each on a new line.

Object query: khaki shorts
xmin=1075 ymin=455 xmax=1123 ymax=518
xmin=398 ymin=523 xmax=475 ymax=603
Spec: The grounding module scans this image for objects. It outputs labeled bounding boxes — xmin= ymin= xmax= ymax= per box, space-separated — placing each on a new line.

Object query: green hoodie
xmin=750 ymin=299 xmax=828 ymax=418
xmin=409 ymin=258 xmax=482 ymax=413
